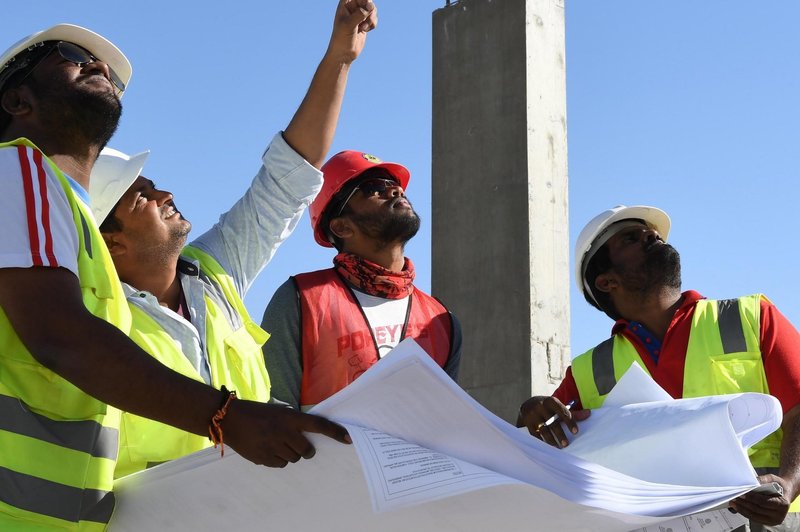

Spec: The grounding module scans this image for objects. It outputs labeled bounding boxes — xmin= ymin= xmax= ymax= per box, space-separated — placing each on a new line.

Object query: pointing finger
xmin=302 ymin=414 xmax=351 ymax=445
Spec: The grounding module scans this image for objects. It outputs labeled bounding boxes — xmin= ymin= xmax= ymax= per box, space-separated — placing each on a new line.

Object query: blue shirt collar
xmin=64 ymin=174 xmax=91 ymax=206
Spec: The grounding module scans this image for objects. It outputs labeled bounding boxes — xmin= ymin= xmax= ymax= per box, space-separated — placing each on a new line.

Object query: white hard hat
xmin=0 ymin=23 xmax=131 ymax=94
xmin=574 ymin=205 xmax=671 ymax=302
xmin=89 ymin=147 xmax=150 ymax=225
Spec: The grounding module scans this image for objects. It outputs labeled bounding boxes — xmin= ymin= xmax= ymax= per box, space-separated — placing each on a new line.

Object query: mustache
xmin=388 ymin=196 xmax=411 ymax=208
xmin=644 ymin=238 xmax=668 ymax=253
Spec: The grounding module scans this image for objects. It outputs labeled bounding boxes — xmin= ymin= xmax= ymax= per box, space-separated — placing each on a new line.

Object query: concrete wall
xmin=432 ymin=0 xmax=570 ymax=422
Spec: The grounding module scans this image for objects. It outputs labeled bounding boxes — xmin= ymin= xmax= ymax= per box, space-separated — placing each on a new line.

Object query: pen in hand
xmin=534 ymin=399 xmax=577 ymax=447
xmin=540 ymin=399 xmax=576 ymax=429
xmin=524 ymin=397 xmax=590 ymax=449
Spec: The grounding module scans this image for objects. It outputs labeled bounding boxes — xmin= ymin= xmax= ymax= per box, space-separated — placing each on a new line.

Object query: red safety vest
xmin=294 ymin=268 xmax=453 ymax=407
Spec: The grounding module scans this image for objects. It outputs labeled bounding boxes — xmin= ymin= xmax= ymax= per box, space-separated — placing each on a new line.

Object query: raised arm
xmin=190 ymin=0 xmax=378 ymax=291
xmin=283 ymin=0 xmax=378 ymax=167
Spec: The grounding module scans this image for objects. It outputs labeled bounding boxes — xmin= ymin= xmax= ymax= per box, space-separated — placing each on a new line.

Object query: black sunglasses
xmin=0 ymin=41 xmax=125 ymax=94
xmin=335 ymin=178 xmax=401 ymax=217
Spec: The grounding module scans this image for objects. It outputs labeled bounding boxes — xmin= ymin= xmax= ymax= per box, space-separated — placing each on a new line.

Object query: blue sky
xmin=5 ymin=1 xmax=799 ymax=374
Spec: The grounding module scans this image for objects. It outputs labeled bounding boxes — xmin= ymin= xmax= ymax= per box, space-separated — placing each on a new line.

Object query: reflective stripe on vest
xmin=717 ymin=298 xmax=749 ymax=354
xmin=572 ymin=334 xmax=644 ymax=409
xmin=592 ymin=337 xmax=616 ymax=396
xmin=0 ymin=467 xmax=114 ymax=527
xmin=0 ymin=394 xmax=118 ymax=525
xmin=0 ymin=394 xmax=117 ymax=459
xmin=0 ymin=140 xmax=129 ymax=529
xmin=115 ymin=247 xmax=271 ymax=478
xmin=294 ymin=269 xmax=452 ymax=408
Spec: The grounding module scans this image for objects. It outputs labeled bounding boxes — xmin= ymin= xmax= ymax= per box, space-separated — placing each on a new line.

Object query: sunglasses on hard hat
xmin=334 ymin=178 xmax=401 ymax=217
xmin=0 ymin=41 xmax=125 ymax=94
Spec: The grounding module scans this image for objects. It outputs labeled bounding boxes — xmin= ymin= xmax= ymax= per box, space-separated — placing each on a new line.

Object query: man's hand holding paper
xmin=516 ymin=396 xmax=590 ymax=449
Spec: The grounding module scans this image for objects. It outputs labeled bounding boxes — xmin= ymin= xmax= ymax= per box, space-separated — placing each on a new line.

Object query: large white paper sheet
xmin=310 ymin=340 xmax=776 ymax=515
xmin=111 ymin=339 xmax=780 ymax=531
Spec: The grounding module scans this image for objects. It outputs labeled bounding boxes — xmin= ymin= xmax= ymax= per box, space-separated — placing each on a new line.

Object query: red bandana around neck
xmin=333 ymin=253 xmax=415 ymax=300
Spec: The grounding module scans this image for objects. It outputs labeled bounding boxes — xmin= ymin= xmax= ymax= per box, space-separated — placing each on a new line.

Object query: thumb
xmin=344 ymin=0 xmax=373 ymax=24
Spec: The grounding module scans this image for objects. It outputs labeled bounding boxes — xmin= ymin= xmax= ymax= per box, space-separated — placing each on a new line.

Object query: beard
xmin=347 ymin=199 xmax=421 ymax=248
xmin=163 ymin=210 xmax=192 ymax=258
xmin=140 ymin=220 xmax=191 ymax=268
xmin=168 ymin=217 xmax=192 ymax=248
xmin=615 ymin=243 xmax=682 ymax=296
xmin=29 ymin=74 xmax=121 ymax=149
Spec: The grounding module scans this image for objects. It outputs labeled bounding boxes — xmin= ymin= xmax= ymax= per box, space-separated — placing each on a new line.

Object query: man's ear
xmin=101 ymin=232 xmax=127 ymax=257
xmin=594 ymin=271 xmax=619 ymax=294
xmin=328 ymin=217 xmax=354 ymax=241
xmin=1 ymin=86 xmax=33 ymax=119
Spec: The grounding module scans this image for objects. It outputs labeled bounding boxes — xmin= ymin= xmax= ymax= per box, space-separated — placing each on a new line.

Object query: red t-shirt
xmin=554 ymin=291 xmax=800 ymax=414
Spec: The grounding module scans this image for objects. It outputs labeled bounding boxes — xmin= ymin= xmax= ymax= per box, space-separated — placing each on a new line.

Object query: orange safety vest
xmin=294 ymin=269 xmax=453 ymax=407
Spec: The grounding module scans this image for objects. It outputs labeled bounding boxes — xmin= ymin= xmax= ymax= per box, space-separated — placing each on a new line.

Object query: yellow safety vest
xmin=114 ymin=246 xmax=271 ymax=478
xmin=572 ymin=295 xmax=796 ymax=509
xmin=0 ymin=139 xmax=131 ymax=530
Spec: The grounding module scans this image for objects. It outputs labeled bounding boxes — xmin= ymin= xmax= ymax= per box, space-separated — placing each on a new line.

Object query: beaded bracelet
xmin=208 ymin=385 xmax=237 ymax=457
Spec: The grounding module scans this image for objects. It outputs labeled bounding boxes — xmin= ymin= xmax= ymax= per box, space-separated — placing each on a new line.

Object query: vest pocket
xmin=221 ymin=326 xmax=271 ymax=402
xmin=707 ymin=351 xmax=767 ymax=395
xmin=116 ymin=412 xmax=207 ymax=478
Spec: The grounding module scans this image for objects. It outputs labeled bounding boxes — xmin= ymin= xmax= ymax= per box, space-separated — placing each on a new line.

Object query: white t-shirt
xmin=351 ymin=289 xmax=411 ymax=358
xmin=0 ymin=143 xmax=81 ymax=275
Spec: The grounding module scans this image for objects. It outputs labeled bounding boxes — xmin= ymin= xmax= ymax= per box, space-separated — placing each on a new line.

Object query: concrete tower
xmin=432 ymin=0 xmax=570 ymax=421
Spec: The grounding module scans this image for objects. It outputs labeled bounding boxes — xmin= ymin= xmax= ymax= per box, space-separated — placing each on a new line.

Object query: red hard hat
xmin=310 ymin=150 xmax=411 ymax=247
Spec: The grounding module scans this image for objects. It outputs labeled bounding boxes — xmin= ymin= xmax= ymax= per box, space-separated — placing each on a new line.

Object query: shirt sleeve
xmin=0 ymin=145 xmax=79 ymax=275
xmin=190 ymin=133 xmax=323 ymax=297
xmin=442 ymin=312 xmax=462 ymax=382
xmin=552 ymin=366 xmax=582 ymax=409
xmin=760 ymin=297 xmax=800 ymax=415
xmin=261 ymin=278 xmax=303 ymax=410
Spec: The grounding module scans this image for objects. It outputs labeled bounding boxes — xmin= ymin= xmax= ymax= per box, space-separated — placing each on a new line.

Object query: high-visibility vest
xmin=572 ymin=295 xmax=796 ymax=509
xmin=0 ymin=140 xmax=132 ymax=530
xmin=115 ymin=246 xmax=271 ymax=478
xmin=293 ymin=268 xmax=453 ymax=408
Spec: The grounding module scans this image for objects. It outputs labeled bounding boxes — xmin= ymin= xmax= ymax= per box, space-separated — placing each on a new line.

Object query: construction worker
xmin=89 ymin=0 xmax=378 ymax=477
xmin=261 ymin=150 xmax=462 ymax=411
xmin=517 ymin=205 xmax=800 ymax=531
xmin=0 ymin=22 xmax=349 ymax=531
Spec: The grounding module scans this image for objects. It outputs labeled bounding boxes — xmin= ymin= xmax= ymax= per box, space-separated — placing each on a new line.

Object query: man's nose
xmin=153 ymin=190 xmax=174 ymax=205
xmin=643 ymin=227 xmax=660 ymax=243
xmin=84 ymin=61 xmax=115 ymax=87
xmin=386 ymin=184 xmax=405 ymax=198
